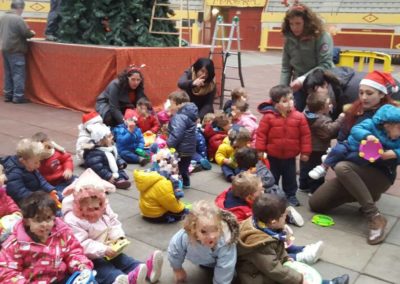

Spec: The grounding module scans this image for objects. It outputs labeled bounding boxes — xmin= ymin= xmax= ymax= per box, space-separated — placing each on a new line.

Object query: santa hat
xmin=360 ymin=71 xmax=399 ymax=95
xmin=82 ymin=111 xmax=103 ymax=126
xmin=124 ymin=109 xmax=137 ymax=121
xmin=87 ymin=123 xmax=111 ymax=143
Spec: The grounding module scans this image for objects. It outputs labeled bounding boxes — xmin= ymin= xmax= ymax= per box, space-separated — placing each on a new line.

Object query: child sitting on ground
xmin=113 ymin=109 xmax=149 ymax=166
xmin=223 ymin=86 xmax=248 ymax=115
xmin=191 ymin=118 xmax=212 ymax=172
xmin=0 ymin=165 xmax=22 ymax=243
xmin=0 ymin=191 xmax=93 ymax=283
xmin=84 ymin=123 xmax=131 ymax=189
xmin=32 ymin=132 xmax=75 ymax=193
xmin=168 ymin=200 xmax=238 ymax=284
xmin=231 ymin=100 xmax=258 ymax=146
xmin=215 ymin=126 xmax=251 ymax=182
xmin=135 ymin=97 xmax=160 ymax=134
xmin=1 ymin=138 xmax=58 ymax=205
xmin=134 ymin=166 xmax=188 ymax=223
xmin=167 ymin=90 xmax=198 ymax=188
xmin=237 ymin=193 xmax=350 ymax=284
xmin=204 ymin=111 xmax=231 ymax=161
xmin=76 ymin=111 xmax=104 ymax=166
xmin=300 ymin=89 xmax=344 ymax=194
xmin=234 ymin=147 xmax=304 ymax=227
xmin=62 ymin=169 xmax=163 ymax=284
xmin=256 ymin=85 xmax=311 ymax=207
xmin=309 ymin=103 xmax=400 ymax=180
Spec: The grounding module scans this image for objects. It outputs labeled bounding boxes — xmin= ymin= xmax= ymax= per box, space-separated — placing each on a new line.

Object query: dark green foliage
xmin=56 ymin=0 xmax=179 ymax=47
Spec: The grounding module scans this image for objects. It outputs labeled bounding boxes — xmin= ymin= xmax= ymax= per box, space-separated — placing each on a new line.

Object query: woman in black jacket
xmin=96 ymin=65 xmax=148 ymax=127
xmin=178 ymin=58 xmax=216 ymax=119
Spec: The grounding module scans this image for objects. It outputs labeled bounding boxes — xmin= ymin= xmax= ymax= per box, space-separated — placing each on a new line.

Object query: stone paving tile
xmin=107 ymin=192 xmax=140 ymax=222
xmin=385 ymin=219 xmax=400 ymax=246
xmin=312 ymin=261 xmax=358 ymax=283
xmin=363 ymin=243 xmax=400 ymax=283
xmin=354 ymin=275 xmax=393 ymax=284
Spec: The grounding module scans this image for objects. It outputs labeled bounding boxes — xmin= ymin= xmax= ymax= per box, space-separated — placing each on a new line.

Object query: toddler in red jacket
xmin=255 ymin=85 xmax=311 ymax=207
xmin=32 ymin=132 xmax=75 ymax=195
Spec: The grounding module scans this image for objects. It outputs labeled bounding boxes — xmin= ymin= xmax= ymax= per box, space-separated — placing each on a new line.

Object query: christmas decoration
xmin=56 ymin=0 xmax=179 ymax=47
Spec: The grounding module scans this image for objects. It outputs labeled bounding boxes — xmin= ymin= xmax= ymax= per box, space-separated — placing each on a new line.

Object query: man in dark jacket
xmin=167 ymin=90 xmax=198 ymax=188
xmin=0 ymin=0 xmax=35 ymax=103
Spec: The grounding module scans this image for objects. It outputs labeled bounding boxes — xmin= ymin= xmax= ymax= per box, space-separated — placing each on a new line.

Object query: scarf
xmin=98 ymin=146 xmax=119 ymax=179
xmin=252 ymin=217 xmax=287 ymax=242
xmin=191 ymin=68 xmax=216 ymax=96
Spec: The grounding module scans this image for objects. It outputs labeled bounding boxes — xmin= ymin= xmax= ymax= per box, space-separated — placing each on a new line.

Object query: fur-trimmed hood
xmin=220 ymin=209 xmax=240 ymax=245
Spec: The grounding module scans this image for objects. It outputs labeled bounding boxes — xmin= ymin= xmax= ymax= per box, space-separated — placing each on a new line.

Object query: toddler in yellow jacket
xmin=133 ymin=170 xmax=188 ymax=223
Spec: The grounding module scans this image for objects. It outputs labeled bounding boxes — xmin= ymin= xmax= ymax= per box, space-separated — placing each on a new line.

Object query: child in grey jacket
xmin=168 ymin=200 xmax=238 ymax=284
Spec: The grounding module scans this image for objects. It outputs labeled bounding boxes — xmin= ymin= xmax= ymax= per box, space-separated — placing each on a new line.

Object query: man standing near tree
xmin=45 ymin=0 xmax=62 ymax=41
xmin=0 ymin=0 xmax=35 ymax=104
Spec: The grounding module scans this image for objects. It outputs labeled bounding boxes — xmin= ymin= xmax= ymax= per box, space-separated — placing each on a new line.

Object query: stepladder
xmin=149 ymin=0 xmax=191 ymax=47
xmin=209 ymin=15 xmax=244 ymax=109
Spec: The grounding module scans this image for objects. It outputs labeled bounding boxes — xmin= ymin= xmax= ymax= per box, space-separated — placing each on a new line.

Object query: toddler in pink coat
xmin=0 ymin=191 xmax=93 ymax=283
xmin=62 ymin=169 xmax=163 ymax=284
xmin=231 ymin=100 xmax=258 ymax=146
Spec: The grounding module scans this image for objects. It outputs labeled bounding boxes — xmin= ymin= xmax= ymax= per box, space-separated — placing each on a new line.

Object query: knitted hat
xmin=82 ymin=111 xmax=103 ymax=126
xmin=360 ymin=71 xmax=399 ymax=95
xmin=124 ymin=109 xmax=137 ymax=121
xmin=87 ymin=123 xmax=111 ymax=143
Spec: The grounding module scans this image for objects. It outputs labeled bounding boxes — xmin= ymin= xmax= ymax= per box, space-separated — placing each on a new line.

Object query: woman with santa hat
xmin=309 ymin=71 xmax=400 ymax=246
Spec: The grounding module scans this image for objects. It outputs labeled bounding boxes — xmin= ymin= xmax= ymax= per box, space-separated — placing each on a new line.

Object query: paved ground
xmin=1 ymin=51 xmax=400 ymax=284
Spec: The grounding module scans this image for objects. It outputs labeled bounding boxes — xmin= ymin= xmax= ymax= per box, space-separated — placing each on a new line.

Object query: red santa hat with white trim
xmin=82 ymin=111 xmax=103 ymax=127
xmin=360 ymin=71 xmax=399 ymax=95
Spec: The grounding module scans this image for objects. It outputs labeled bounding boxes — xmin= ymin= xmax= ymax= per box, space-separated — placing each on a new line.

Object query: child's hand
xmin=366 ymin=135 xmax=378 ymax=142
xmin=173 ymin=268 xmax=187 ymax=283
xmin=105 ymin=246 xmax=118 ymax=259
xmin=108 ymin=177 xmax=116 ymax=184
xmin=223 ymin=158 xmax=231 ymax=165
xmin=381 ymin=150 xmax=397 ymax=160
xmin=63 ymin=169 xmax=73 ymax=180
xmin=290 ymin=78 xmax=303 ymax=92
xmin=300 ymin=154 xmax=309 ymax=162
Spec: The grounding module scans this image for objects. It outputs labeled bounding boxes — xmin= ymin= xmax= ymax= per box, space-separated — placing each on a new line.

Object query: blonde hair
xmin=231 ymin=87 xmax=248 ymax=101
xmin=16 ymin=138 xmax=44 ymax=160
xmin=0 ymin=164 xmax=6 ymax=185
xmin=202 ymin=113 xmax=216 ymax=127
xmin=183 ymin=200 xmax=222 ymax=242
xmin=232 ymin=172 xmax=261 ymax=200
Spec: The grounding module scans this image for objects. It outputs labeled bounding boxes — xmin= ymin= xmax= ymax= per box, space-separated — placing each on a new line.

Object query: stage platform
xmin=0 ymin=40 xmax=221 ymax=112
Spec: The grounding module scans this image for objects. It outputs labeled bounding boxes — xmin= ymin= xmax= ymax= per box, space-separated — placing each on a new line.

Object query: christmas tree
xmin=56 ymin=0 xmax=179 ymax=47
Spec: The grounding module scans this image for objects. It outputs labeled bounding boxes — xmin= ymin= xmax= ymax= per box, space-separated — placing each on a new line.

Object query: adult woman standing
xmin=96 ymin=66 xmax=148 ymax=127
xmin=178 ymin=57 xmax=216 ymax=119
xmin=309 ymin=71 xmax=400 ymax=245
xmin=280 ymin=3 xmax=334 ymax=111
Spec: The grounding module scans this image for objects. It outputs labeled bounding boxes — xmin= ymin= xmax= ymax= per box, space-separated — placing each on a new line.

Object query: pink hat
xmin=157 ymin=110 xmax=170 ymax=125
xmin=82 ymin=111 xmax=103 ymax=125
xmin=360 ymin=71 xmax=399 ymax=95
xmin=124 ymin=109 xmax=137 ymax=121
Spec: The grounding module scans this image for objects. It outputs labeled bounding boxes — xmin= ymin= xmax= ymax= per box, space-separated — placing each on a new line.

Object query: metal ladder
xmin=209 ymin=15 xmax=244 ymax=109
xmin=149 ymin=0 xmax=191 ymax=47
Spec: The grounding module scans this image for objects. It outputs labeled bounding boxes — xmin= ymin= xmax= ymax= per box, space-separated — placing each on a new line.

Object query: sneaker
xmin=4 ymin=95 xmax=12 ymax=102
xmin=331 ymin=274 xmax=350 ymax=284
xmin=286 ymin=206 xmax=304 ymax=227
xmin=190 ymin=164 xmax=203 ymax=173
xmin=115 ymin=179 xmax=131 ymax=190
xmin=308 ymin=165 xmax=327 ymax=180
xmin=321 ymin=154 xmax=328 ymax=163
xmin=139 ymin=157 xmax=149 ymax=167
xmin=12 ymin=97 xmax=30 ymax=104
xmin=127 ymin=264 xmax=147 ymax=284
xmin=146 ymin=250 xmax=163 ymax=283
xmin=287 ymin=195 xmax=300 ymax=207
xmin=296 ymin=241 xmax=324 ymax=264
xmin=200 ymin=158 xmax=212 ymax=170
xmin=367 ymin=213 xmax=387 ymax=245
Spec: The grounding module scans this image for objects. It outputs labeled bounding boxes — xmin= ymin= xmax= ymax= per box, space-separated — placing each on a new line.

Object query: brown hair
xmin=136 ymin=97 xmax=152 ymax=110
xmin=232 ymin=172 xmax=261 ymax=200
xmin=233 ymin=100 xmax=249 ymax=113
xmin=202 ymin=113 xmax=216 ymax=127
xmin=235 ymin=147 xmax=258 ymax=170
xmin=213 ymin=112 xmax=231 ymax=129
xmin=168 ymin=90 xmax=190 ymax=105
xmin=269 ymin=85 xmax=292 ymax=103
xmin=306 ymin=89 xmax=330 ymax=113
xmin=252 ymin=193 xmax=287 ymax=224
xmin=31 ymin=132 xmax=50 ymax=143
xmin=231 ymin=87 xmax=248 ymax=101
xmin=281 ymin=3 xmax=324 ymax=39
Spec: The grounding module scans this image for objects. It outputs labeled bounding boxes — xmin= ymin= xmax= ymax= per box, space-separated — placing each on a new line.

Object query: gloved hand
xmin=135 ymin=148 xmax=147 ymax=157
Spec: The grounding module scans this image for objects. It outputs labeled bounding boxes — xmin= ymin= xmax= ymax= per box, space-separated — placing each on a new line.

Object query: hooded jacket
xmin=39 ymin=149 xmax=74 ymax=186
xmin=255 ymin=101 xmax=311 ymax=159
xmin=1 ymin=155 xmax=54 ymax=204
xmin=133 ymin=170 xmax=185 ymax=218
xmin=167 ymin=102 xmax=198 ymax=155
xmin=215 ymin=188 xmax=252 ymax=222
xmin=0 ymin=187 xmax=21 ymax=242
xmin=62 ymin=194 xmax=125 ymax=259
xmin=75 ymin=115 xmax=104 ymax=165
xmin=237 ymin=218 xmax=302 ymax=284
xmin=112 ymin=124 xmax=145 ymax=154
xmin=215 ymin=137 xmax=237 ymax=168
xmin=168 ymin=210 xmax=239 ymax=284
xmin=234 ymin=112 xmax=258 ymax=146
xmin=0 ymin=218 xmax=93 ymax=284
xmin=203 ymin=122 xmax=227 ymax=161
xmin=196 ymin=126 xmax=208 ymax=159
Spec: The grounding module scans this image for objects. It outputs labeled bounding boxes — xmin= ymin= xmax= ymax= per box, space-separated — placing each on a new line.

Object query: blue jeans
xmin=268 ymin=156 xmax=297 ymax=198
xmin=324 ymin=142 xmax=367 ymax=169
xmin=45 ymin=0 xmax=62 ymax=36
xmin=293 ymin=89 xmax=307 ymax=112
xmin=120 ymin=150 xmax=140 ymax=164
xmin=286 ymin=245 xmax=305 ymax=260
xmin=221 ymin=164 xmax=241 ymax=182
xmin=2 ymin=52 xmax=26 ymax=100
xmin=92 ymin=253 xmax=142 ymax=284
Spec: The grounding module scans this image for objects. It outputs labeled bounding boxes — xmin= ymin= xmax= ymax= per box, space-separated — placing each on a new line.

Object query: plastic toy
xmin=66 ymin=269 xmax=97 ymax=284
xmin=105 ymin=238 xmax=131 ymax=260
xmin=312 ymin=214 xmax=335 ymax=227
xmin=283 ymin=261 xmax=322 ymax=284
xmin=143 ymin=131 xmax=156 ymax=148
xmin=359 ymin=139 xmax=383 ymax=162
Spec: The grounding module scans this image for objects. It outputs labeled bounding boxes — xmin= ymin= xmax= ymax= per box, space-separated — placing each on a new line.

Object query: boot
xmin=331 ymin=274 xmax=349 ymax=284
xmin=367 ymin=213 xmax=387 ymax=245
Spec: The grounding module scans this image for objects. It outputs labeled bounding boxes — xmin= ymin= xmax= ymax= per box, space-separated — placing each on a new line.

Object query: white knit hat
xmin=87 ymin=124 xmax=111 ymax=143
